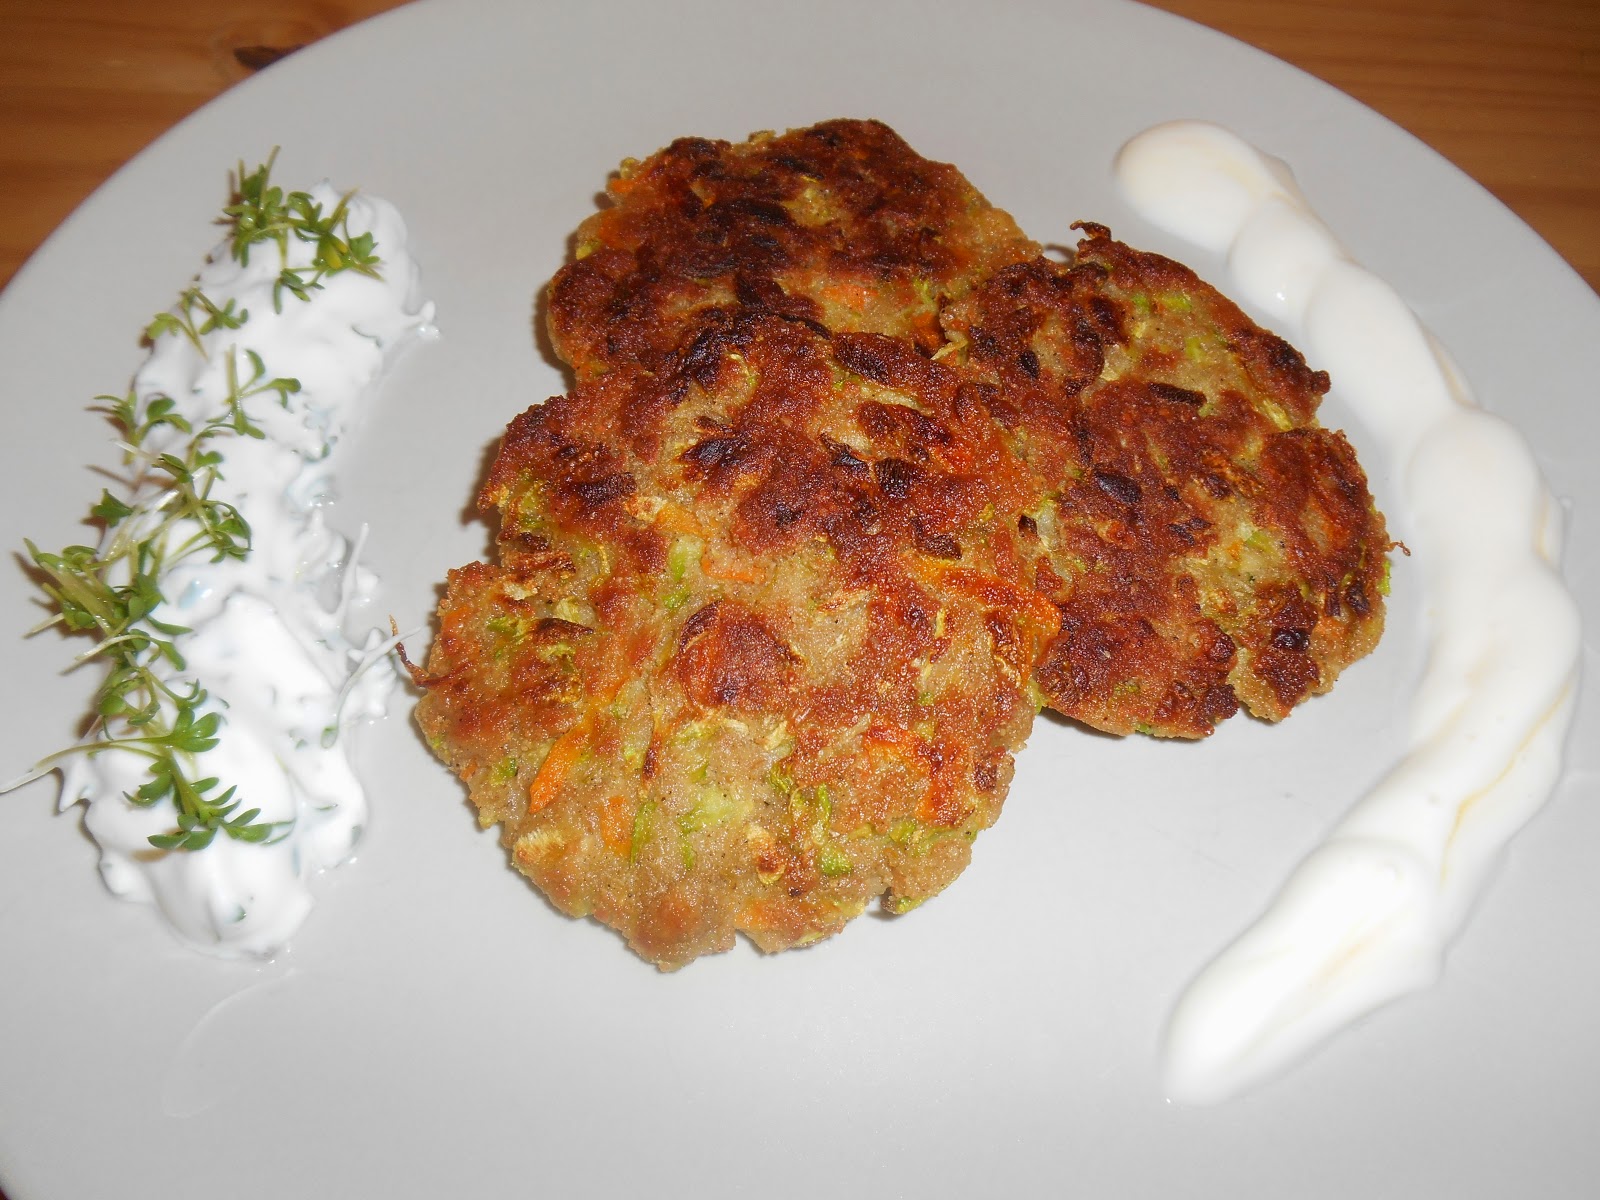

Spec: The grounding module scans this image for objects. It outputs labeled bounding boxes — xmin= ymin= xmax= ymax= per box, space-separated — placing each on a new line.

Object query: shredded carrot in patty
xmin=527 ymin=725 xmax=587 ymax=815
xmin=598 ymin=792 xmax=635 ymax=856
xmin=700 ymin=549 xmax=767 ymax=584
xmin=938 ymin=566 xmax=1063 ymax=637
xmin=861 ymin=724 xmax=933 ymax=774
xmin=819 ymin=280 xmax=875 ymax=311
xmin=656 ymin=502 xmax=705 ymax=536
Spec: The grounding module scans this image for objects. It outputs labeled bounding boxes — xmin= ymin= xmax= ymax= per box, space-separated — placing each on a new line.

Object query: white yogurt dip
xmin=36 ymin=180 xmax=433 ymax=957
xmin=1115 ymin=121 xmax=1581 ymax=1103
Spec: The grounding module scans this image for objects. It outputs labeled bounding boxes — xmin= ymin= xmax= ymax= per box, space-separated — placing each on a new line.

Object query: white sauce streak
xmin=57 ymin=184 xmax=434 ymax=957
xmin=1114 ymin=122 xmax=1581 ymax=1103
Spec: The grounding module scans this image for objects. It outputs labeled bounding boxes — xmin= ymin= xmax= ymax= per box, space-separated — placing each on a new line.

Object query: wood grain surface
xmin=2 ymin=0 xmax=1596 ymax=294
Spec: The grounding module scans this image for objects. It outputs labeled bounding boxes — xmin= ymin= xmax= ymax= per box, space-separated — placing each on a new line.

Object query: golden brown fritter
xmin=548 ymin=118 xmax=1039 ymax=379
xmin=415 ymin=120 xmax=1391 ymax=968
xmin=941 ymin=224 xmax=1390 ymax=737
xmin=414 ymin=309 xmax=1060 ymax=968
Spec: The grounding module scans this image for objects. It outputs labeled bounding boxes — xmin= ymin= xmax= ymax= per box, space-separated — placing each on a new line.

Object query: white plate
xmin=2 ymin=1 xmax=1597 ymax=1196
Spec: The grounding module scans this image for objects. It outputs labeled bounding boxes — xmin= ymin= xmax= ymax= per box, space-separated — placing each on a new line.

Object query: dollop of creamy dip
xmin=1115 ymin=122 xmax=1581 ymax=1103
xmin=54 ymin=184 xmax=434 ymax=957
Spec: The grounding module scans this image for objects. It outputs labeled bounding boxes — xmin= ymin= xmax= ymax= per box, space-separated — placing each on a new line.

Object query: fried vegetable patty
xmin=415 ymin=120 xmax=1391 ymax=967
xmin=415 ymin=309 xmax=1059 ymax=968
xmin=943 ymin=225 xmax=1389 ymax=737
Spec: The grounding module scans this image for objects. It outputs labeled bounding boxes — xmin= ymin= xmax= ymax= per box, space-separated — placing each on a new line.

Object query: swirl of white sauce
xmin=1114 ymin=122 xmax=1581 ymax=1104
xmin=54 ymin=184 xmax=435 ymax=958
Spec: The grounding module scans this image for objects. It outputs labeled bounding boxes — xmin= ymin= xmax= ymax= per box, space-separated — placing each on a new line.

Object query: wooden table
xmin=2 ymin=0 xmax=1597 ymax=296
